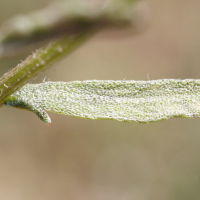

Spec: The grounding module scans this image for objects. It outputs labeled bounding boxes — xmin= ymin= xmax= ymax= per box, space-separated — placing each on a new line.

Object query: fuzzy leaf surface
xmin=3 ymin=79 xmax=200 ymax=124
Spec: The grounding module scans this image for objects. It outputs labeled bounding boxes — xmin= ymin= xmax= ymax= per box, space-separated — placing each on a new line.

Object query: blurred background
xmin=1 ymin=0 xmax=200 ymax=199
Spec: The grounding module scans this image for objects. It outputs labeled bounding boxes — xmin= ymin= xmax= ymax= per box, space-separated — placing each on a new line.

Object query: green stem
xmin=0 ymin=29 xmax=96 ymax=103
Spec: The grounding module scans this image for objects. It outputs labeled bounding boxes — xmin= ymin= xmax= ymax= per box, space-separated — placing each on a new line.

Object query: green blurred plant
xmin=1 ymin=0 xmax=200 ymax=125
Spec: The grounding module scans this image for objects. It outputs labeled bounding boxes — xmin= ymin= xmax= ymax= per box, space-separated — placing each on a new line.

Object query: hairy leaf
xmin=3 ymin=79 xmax=200 ymax=125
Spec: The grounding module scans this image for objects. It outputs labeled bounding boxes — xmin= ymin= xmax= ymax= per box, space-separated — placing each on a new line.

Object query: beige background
xmin=0 ymin=0 xmax=200 ymax=199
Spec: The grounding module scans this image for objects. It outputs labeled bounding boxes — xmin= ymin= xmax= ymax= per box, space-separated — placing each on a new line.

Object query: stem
xmin=0 ymin=29 xmax=96 ymax=103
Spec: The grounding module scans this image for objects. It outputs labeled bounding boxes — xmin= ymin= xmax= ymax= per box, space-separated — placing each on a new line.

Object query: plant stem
xmin=0 ymin=29 xmax=96 ymax=103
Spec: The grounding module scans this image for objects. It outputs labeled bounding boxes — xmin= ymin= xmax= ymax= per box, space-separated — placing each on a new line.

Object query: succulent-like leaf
xmin=2 ymin=79 xmax=200 ymax=125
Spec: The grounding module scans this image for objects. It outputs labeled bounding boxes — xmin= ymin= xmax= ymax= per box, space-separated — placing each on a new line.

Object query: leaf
xmin=2 ymin=79 xmax=200 ymax=125
xmin=0 ymin=0 xmax=138 ymax=46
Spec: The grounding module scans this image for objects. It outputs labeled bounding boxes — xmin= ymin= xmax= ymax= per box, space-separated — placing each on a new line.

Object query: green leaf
xmin=0 ymin=0 xmax=138 ymax=46
xmin=2 ymin=79 xmax=200 ymax=125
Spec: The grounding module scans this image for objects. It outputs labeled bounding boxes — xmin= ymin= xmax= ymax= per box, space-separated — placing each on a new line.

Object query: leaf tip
xmin=48 ymin=123 xmax=52 ymax=127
